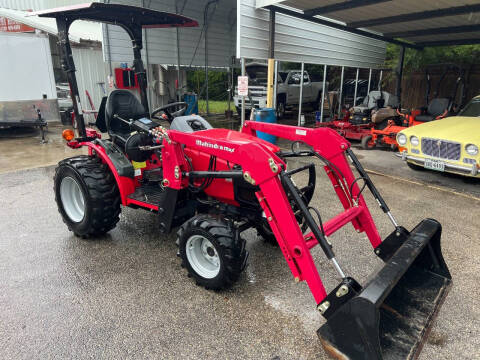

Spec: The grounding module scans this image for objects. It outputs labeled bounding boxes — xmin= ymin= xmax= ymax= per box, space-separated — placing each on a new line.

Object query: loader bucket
xmin=318 ymin=219 xmax=451 ymax=360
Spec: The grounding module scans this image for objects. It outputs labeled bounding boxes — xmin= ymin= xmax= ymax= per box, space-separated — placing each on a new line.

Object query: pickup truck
xmin=234 ymin=62 xmax=326 ymax=118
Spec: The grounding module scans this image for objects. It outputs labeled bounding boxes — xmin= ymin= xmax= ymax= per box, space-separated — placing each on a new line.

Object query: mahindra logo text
xmin=196 ymin=140 xmax=235 ymax=153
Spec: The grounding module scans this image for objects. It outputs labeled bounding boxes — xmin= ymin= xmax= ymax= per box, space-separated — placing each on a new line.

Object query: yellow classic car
xmin=396 ymin=95 xmax=480 ymax=177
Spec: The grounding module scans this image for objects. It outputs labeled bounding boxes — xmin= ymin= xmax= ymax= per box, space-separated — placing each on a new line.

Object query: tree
xmin=385 ymin=44 xmax=480 ymax=73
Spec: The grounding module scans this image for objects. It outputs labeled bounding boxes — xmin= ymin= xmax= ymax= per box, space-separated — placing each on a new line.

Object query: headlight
xmin=410 ymin=136 xmax=419 ymax=147
xmin=465 ymin=144 xmax=479 ymax=156
xmin=397 ymin=133 xmax=407 ymax=146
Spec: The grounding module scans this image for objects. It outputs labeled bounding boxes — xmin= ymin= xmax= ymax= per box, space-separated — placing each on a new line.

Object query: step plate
xmin=127 ymin=183 xmax=164 ymax=206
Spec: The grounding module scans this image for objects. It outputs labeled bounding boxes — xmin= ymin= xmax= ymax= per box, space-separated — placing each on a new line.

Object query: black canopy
xmin=32 ymin=2 xmax=198 ymax=29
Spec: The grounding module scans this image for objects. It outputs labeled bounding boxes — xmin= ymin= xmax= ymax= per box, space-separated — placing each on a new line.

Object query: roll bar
xmin=32 ymin=2 xmax=198 ymax=138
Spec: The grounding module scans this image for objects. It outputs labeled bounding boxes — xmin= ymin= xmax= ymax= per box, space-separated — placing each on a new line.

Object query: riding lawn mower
xmin=364 ymin=64 xmax=466 ymax=150
xmin=317 ymin=89 xmax=400 ymax=147
xmin=41 ymin=3 xmax=451 ymax=359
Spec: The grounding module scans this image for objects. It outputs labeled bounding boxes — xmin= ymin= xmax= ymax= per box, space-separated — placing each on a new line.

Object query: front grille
xmin=421 ymin=138 xmax=461 ymax=160
xmin=463 ymin=158 xmax=476 ymax=165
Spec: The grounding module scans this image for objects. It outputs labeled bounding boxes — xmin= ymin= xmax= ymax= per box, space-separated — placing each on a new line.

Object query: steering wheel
xmin=151 ymin=102 xmax=188 ymax=122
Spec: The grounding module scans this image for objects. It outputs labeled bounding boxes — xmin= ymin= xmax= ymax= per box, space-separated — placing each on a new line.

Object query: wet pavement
xmin=0 ymin=124 xmax=86 ymax=174
xmin=0 ymin=124 xmax=479 ymax=359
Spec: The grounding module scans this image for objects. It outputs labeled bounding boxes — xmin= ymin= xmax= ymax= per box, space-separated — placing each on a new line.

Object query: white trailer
xmin=0 ymin=31 xmax=59 ymax=131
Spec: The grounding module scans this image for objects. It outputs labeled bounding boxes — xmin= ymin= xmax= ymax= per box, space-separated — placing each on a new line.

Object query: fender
xmin=70 ymin=140 xmax=136 ymax=205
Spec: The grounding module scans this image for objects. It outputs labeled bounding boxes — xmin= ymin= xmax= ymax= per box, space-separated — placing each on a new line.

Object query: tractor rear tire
xmin=256 ymin=219 xmax=278 ymax=246
xmin=177 ymin=214 xmax=247 ymax=290
xmin=361 ymin=135 xmax=376 ymax=150
xmin=54 ymin=155 xmax=121 ymax=238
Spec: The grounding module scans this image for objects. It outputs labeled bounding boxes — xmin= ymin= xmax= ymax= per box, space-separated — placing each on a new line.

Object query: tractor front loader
xmin=241 ymin=122 xmax=451 ymax=359
xmin=42 ymin=3 xmax=451 ymax=360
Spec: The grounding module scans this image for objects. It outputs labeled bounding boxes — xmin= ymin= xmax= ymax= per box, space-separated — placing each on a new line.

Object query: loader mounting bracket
xmin=318 ymin=277 xmax=362 ymax=319
xmin=374 ymin=226 xmax=410 ymax=262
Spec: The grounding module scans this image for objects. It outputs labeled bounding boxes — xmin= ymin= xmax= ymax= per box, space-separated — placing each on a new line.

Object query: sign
xmin=238 ymin=76 xmax=249 ymax=96
xmin=0 ymin=17 xmax=35 ymax=33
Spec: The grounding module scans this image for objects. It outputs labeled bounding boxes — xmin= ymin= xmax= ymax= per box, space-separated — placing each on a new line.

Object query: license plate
xmin=424 ymin=158 xmax=445 ymax=172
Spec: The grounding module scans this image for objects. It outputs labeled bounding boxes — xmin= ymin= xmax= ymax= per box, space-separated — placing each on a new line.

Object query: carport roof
xmin=256 ymin=0 xmax=480 ymax=49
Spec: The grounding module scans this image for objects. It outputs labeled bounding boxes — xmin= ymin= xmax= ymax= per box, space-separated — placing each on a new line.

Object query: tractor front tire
xmin=54 ymin=155 xmax=121 ymax=238
xmin=178 ymin=215 xmax=247 ymax=290
xmin=256 ymin=219 xmax=278 ymax=246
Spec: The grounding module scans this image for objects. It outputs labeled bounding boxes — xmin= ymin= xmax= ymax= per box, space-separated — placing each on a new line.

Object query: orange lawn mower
xmin=362 ymin=64 xmax=466 ymax=150
xmin=318 ymin=90 xmax=400 ymax=145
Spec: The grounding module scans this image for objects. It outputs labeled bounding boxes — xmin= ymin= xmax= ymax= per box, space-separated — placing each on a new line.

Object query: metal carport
xmin=253 ymin=0 xmax=480 ymax=123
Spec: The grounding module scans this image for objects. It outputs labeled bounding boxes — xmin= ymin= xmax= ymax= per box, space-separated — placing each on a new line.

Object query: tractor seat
xmin=105 ymin=90 xmax=148 ymax=146
xmin=352 ymin=91 xmax=398 ymax=113
xmin=415 ymin=98 xmax=450 ymax=122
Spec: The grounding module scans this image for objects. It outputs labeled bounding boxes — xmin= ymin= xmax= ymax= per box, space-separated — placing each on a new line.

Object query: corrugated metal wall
xmin=238 ymin=0 xmax=386 ymax=69
xmin=72 ymin=47 xmax=109 ymax=112
xmin=104 ymin=0 xmax=236 ymax=67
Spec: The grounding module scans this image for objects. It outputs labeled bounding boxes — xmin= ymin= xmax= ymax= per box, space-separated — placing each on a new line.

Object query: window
xmin=288 ymin=71 xmax=309 ymax=85
xmin=459 ymin=98 xmax=480 ymax=117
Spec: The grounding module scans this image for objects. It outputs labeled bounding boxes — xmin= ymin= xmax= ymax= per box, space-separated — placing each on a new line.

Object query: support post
xmin=175 ymin=0 xmax=182 ymax=102
xmin=338 ymin=66 xmax=344 ymax=116
xmin=298 ymin=62 xmax=304 ymax=126
xmin=353 ymin=68 xmax=359 ymax=106
xmin=273 ymin=60 xmax=278 ymax=109
xmin=142 ymin=0 xmax=152 ymax=109
xmin=367 ymin=68 xmax=372 ymax=94
xmin=205 ymin=30 xmax=209 ymax=115
xmin=378 ymin=70 xmax=383 ymax=91
xmin=56 ymin=19 xmax=86 ymax=138
xmin=396 ymin=45 xmax=405 ymax=104
xmin=205 ymin=1 xmax=215 ymax=115
xmin=320 ymin=64 xmax=327 ymax=122
xmin=241 ymin=57 xmax=246 ymax=127
xmin=266 ymin=10 xmax=275 ymax=108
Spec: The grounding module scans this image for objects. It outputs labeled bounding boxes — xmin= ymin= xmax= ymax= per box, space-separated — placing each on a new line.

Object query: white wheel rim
xmin=60 ymin=176 xmax=85 ymax=223
xmin=185 ymin=235 xmax=220 ymax=279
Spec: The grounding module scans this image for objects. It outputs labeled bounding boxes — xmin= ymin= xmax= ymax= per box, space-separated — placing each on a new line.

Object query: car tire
xmin=54 ymin=155 xmax=121 ymax=238
xmin=276 ymin=99 xmax=286 ymax=119
xmin=406 ymin=161 xmax=425 ymax=171
xmin=178 ymin=214 xmax=247 ymax=290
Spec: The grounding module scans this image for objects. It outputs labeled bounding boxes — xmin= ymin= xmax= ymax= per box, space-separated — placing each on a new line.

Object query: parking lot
xmin=1 ymin=125 xmax=479 ymax=359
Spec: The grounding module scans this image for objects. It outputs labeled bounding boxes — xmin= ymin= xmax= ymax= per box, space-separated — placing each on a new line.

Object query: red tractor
xmin=42 ymin=4 xmax=451 ymax=359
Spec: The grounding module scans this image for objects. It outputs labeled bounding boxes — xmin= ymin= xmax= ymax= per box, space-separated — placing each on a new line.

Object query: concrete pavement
xmin=1 ymin=162 xmax=479 ymax=359
xmin=0 ymin=124 xmax=479 ymax=359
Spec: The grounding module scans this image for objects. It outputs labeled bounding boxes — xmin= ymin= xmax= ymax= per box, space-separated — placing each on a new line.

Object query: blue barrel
xmin=184 ymin=93 xmax=198 ymax=115
xmin=254 ymin=108 xmax=277 ymax=144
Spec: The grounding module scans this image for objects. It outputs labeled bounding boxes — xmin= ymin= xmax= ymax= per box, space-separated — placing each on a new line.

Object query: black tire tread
xmin=177 ymin=214 xmax=247 ymax=290
xmin=361 ymin=135 xmax=375 ymax=150
xmin=406 ymin=161 xmax=425 ymax=171
xmin=54 ymin=155 xmax=121 ymax=237
xmin=256 ymin=220 xmax=278 ymax=246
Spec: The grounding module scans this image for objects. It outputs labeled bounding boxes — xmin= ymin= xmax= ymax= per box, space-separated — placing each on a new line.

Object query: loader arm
xmin=242 ymin=121 xmax=383 ymax=248
xmin=165 ymin=123 xmax=382 ymax=304
xmin=164 ymin=123 xmax=451 ymax=360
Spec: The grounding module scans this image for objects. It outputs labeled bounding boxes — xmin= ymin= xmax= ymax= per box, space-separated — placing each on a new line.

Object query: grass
xmin=197 ymin=100 xmax=233 ymax=114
